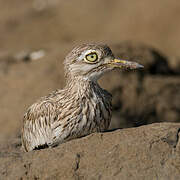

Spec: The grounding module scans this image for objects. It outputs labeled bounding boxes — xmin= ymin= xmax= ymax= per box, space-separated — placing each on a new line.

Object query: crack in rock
xmin=161 ymin=128 xmax=180 ymax=148
xmin=74 ymin=153 xmax=81 ymax=171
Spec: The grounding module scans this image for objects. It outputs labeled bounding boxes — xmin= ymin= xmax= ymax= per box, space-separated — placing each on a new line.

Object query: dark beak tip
xmin=137 ymin=64 xmax=144 ymax=69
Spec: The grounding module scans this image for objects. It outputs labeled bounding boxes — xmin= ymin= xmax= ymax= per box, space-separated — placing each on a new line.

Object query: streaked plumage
xmin=22 ymin=43 xmax=143 ymax=152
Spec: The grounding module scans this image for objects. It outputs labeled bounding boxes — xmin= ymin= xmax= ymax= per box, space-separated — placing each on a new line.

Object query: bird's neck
xmin=64 ymin=76 xmax=100 ymax=97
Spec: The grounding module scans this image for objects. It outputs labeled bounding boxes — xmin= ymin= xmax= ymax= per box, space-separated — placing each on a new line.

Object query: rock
xmin=0 ymin=123 xmax=180 ymax=179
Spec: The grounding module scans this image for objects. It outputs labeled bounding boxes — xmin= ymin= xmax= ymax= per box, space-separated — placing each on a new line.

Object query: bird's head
xmin=64 ymin=43 xmax=144 ymax=81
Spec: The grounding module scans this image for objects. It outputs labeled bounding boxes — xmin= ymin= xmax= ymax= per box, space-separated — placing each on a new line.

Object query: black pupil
xmin=86 ymin=53 xmax=97 ymax=61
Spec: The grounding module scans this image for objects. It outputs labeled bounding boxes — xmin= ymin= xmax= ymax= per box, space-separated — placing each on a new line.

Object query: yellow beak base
xmin=110 ymin=59 xmax=144 ymax=70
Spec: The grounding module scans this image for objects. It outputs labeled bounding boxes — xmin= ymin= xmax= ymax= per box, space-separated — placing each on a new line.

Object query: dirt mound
xmin=0 ymin=123 xmax=180 ymax=179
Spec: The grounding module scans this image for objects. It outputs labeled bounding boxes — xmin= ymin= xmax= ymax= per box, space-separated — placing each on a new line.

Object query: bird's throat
xmin=65 ymin=76 xmax=100 ymax=98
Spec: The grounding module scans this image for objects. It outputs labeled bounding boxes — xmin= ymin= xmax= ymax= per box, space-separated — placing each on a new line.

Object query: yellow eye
xmin=85 ymin=52 xmax=98 ymax=63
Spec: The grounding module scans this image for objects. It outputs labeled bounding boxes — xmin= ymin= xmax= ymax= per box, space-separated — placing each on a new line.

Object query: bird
xmin=21 ymin=43 xmax=143 ymax=152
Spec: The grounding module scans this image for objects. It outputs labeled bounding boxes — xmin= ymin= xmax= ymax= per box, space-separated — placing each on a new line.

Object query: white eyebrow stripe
xmin=78 ymin=50 xmax=97 ymax=61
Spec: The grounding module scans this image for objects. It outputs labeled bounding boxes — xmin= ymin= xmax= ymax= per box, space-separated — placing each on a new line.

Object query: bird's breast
xmin=52 ymin=84 xmax=112 ymax=140
xmin=79 ymin=87 xmax=112 ymax=133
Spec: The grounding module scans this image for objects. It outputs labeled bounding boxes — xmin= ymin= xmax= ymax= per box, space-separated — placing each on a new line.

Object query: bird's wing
xmin=21 ymin=101 xmax=56 ymax=152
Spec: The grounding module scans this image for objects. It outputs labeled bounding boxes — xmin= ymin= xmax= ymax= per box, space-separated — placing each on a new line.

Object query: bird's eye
xmin=85 ymin=52 xmax=98 ymax=63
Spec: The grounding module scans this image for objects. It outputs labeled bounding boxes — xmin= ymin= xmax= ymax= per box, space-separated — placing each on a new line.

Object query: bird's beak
xmin=109 ymin=58 xmax=144 ymax=70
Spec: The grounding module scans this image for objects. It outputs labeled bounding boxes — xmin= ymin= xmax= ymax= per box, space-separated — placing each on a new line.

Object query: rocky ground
xmin=0 ymin=0 xmax=180 ymax=179
xmin=1 ymin=123 xmax=180 ymax=179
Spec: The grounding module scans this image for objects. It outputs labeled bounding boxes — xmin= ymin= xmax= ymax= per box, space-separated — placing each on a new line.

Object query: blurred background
xmin=0 ymin=0 xmax=180 ymax=140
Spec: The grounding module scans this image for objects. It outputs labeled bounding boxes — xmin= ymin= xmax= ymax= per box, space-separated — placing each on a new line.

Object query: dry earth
xmin=1 ymin=123 xmax=180 ymax=180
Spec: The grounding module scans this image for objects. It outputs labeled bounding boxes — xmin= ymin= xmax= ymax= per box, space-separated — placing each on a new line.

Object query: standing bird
xmin=22 ymin=43 xmax=143 ymax=152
